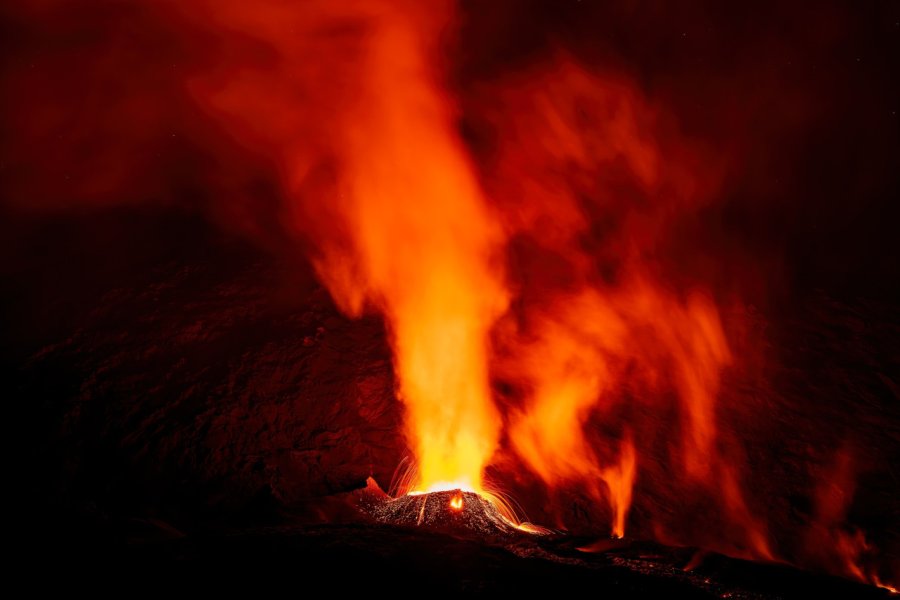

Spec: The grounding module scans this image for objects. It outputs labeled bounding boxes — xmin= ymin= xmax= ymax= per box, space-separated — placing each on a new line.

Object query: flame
xmin=185 ymin=0 xmax=507 ymax=495
xmin=602 ymin=437 xmax=636 ymax=539
xmin=182 ymin=1 xmax=765 ymax=544
xmin=502 ymin=285 xmax=736 ymax=540
xmin=478 ymin=58 xmax=776 ymax=549
xmin=803 ymin=450 xmax=898 ymax=591
xmin=139 ymin=0 xmax=893 ymax=584
xmin=323 ymin=3 xmax=508 ymax=495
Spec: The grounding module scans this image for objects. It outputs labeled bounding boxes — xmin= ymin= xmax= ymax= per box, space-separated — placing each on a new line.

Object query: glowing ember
xmin=449 ymin=493 xmax=464 ymax=511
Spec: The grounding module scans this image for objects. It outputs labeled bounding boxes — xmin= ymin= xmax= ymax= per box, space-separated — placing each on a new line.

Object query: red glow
xmin=2 ymin=0 xmax=896 ymax=591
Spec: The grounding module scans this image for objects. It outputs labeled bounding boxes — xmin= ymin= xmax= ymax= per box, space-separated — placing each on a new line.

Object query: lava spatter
xmin=372 ymin=490 xmax=546 ymax=538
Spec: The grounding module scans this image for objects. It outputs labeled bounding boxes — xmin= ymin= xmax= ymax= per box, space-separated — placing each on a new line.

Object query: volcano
xmin=5 ymin=0 xmax=900 ymax=596
xmin=372 ymin=490 xmax=541 ymax=537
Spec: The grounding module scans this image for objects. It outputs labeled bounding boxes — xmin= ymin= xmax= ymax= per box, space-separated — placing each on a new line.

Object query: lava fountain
xmin=172 ymin=0 xmax=897 ymax=588
xmin=177 ymin=0 xmax=768 ymax=542
xmin=188 ymin=0 xmax=508 ymax=497
xmin=317 ymin=1 xmax=510 ymax=498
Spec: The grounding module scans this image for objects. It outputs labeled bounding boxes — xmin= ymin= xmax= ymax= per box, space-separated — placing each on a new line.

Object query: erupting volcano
xmin=5 ymin=0 xmax=899 ymax=595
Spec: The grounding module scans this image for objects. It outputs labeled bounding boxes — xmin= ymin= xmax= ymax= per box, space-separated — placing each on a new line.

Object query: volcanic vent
xmin=365 ymin=484 xmax=547 ymax=538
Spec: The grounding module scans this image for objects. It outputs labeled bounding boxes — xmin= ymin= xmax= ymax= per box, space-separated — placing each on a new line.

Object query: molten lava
xmin=61 ymin=0 xmax=892 ymax=591
xmin=179 ymin=1 xmax=750 ymax=539
xmin=186 ymin=0 xmax=507 ymax=497
xmin=310 ymin=1 xmax=503 ymax=497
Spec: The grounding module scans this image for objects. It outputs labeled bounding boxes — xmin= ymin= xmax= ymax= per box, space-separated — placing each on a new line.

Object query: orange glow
xmin=187 ymin=0 xmax=507 ymax=495
xmin=602 ymin=437 xmax=636 ymax=539
xmin=875 ymin=577 xmax=899 ymax=595
xmin=480 ymin=58 xmax=772 ymax=548
xmin=177 ymin=0 xmax=891 ymax=585
xmin=327 ymin=4 xmax=507 ymax=495
xmin=801 ymin=449 xmax=898 ymax=591
xmin=185 ymin=4 xmax=764 ymax=545
xmin=502 ymin=284 xmax=732 ymax=539
xmin=324 ymin=3 xmax=507 ymax=495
